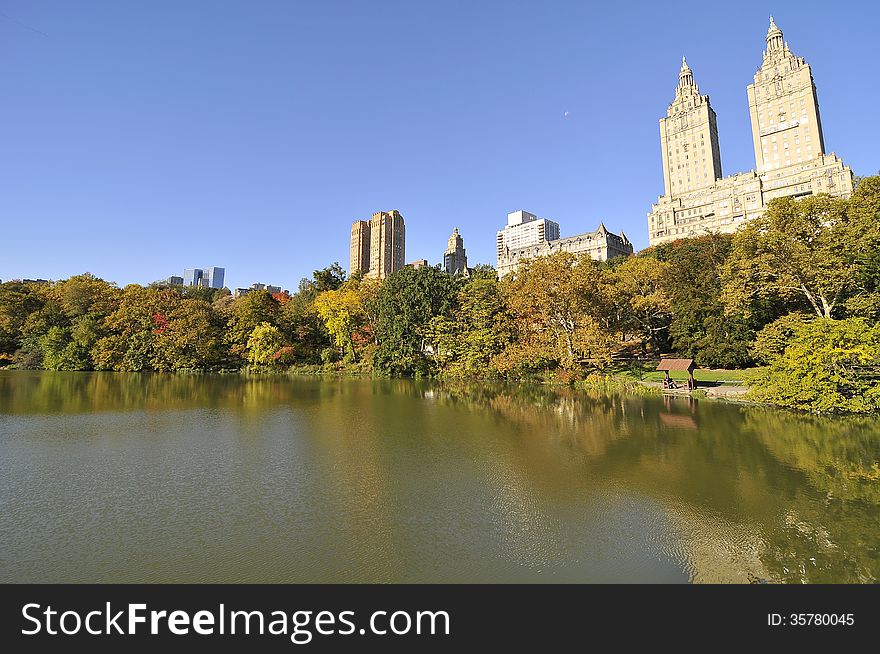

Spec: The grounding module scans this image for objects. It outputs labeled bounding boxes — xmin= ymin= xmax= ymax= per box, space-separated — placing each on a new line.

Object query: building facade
xmin=349 ymin=210 xmax=406 ymax=279
xmin=181 ymin=267 xmax=225 ymax=289
xmin=349 ymin=220 xmax=371 ymax=276
xmin=497 ymin=222 xmax=633 ymax=277
xmin=444 ymin=227 xmax=469 ymax=275
xmin=369 ymin=210 xmax=405 ymax=279
xmin=182 ymin=268 xmax=202 ymax=287
xmin=496 ymin=211 xmax=560 ymax=265
xmin=647 ymin=18 xmax=853 ymax=246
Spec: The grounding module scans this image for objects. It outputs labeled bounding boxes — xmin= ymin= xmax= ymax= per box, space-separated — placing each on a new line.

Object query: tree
xmin=749 ymin=318 xmax=880 ymax=414
xmin=647 ymin=234 xmax=756 ymax=366
xmin=0 ymin=281 xmax=46 ymax=362
xmin=313 ymin=284 xmax=366 ymax=362
xmin=722 ymin=195 xmax=859 ymax=319
xmin=496 ymin=251 xmax=617 ymax=375
xmin=91 ymin=285 xmax=182 ymax=371
xmin=610 ymin=256 xmax=672 ymax=354
xmin=424 ymin=274 xmax=513 ymax=376
xmin=372 ymin=266 xmax=458 ymax=375
xmin=226 ymin=290 xmax=280 ymax=358
xmin=246 ymin=322 xmax=285 ymax=367
xmin=152 ymin=300 xmax=226 ymax=370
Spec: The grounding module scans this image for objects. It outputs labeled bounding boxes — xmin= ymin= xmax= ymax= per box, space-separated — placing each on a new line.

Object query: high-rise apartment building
xmin=496 ymin=211 xmax=560 ymax=268
xmin=183 ymin=268 xmax=202 ymax=287
xmin=647 ymin=18 xmax=853 ymax=246
xmin=444 ymin=227 xmax=469 ymax=275
xmin=348 ymin=210 xmax=406 ymax=279
xmin=369 ymin=210 xmax=405 ymax=279
xmin=660 ymin=57 xmax=723 ymax=196
xmin=349 ymin=220 xmax=371 ymax=276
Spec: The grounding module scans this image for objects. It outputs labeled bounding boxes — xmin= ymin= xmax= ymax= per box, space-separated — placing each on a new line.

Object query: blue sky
xmin=2 ymin=1 xmax=878 ymax=290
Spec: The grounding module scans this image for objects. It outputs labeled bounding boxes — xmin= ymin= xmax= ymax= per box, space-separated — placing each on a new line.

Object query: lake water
xmin=1 ymin=371 xmax=878 ymax=583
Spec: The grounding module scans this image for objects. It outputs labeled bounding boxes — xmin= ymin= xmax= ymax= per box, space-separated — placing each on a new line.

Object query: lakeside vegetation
xmin=1 ymin=177 xmax=879 ymax=414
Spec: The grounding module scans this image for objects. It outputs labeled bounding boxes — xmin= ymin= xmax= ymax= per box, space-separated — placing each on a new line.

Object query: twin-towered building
xmin=647 ymin=17 xmax=854 ymax=245
xmin=349 ymin=210 xmax=406 ymax=279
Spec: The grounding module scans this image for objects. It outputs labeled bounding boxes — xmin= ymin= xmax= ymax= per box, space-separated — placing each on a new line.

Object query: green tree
xmin=226 ymin=291 xmax=280 ymax=358
xmin=152 ymin=300 xmax=226 ymax=370
xmin=372 ymin=266 xmax=458 ymax=375
xmin=610 ymin=256 xmax=671 ymax=354
xmin=92 ymin=285 xmax=181 ymax=371
xmin=246 ymin=322 xmax=285 ymax=367
xmin=0 ymin=281 xmax=47 ymax=363
xmin=424 ymin=274 xmax=513 ymax=376
xmin=722 ymin=195 xmax=860 ymax=319
xmin=749 ymin=318 xmax=880 ymax=414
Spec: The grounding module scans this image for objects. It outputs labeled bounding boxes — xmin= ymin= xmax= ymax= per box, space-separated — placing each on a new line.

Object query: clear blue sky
xmin=2 ymin=1 xmax=878 ymax=290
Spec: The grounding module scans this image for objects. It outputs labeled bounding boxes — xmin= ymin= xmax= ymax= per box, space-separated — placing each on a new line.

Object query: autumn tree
xmin=246 ymin=322 xmax=286 ymax=367
xmin=424 ymin=270 xmax=513 ymax=377
xmin=496 ymin=251 xmax=617 ymax=375
xmin=313 ymin=283 xmax=367 ymax=362
xmin=722 ymin=195 xmax=860 ymax=319
xmin=609 ymin=256 xmax=672 ymax=354
xmin=226 ymin=290 xmax=281 ymax=358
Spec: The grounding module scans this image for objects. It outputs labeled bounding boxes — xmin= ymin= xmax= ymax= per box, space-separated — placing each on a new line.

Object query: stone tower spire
xmin=659 ymin=57 xmax=723 ymax=195
xmin=444 ymin=227 xmax=468 ymax=275
xmin=766 ymin=16 xmax=784 ymax=53
xmin=679 ymin=56 xmax=694 ymax=89
xmin=748 ymin=18 xmax=826 ymax=171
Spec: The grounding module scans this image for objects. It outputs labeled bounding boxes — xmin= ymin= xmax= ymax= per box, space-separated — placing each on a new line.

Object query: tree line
xmin=2 ymin=176 xmax=879 ymax=412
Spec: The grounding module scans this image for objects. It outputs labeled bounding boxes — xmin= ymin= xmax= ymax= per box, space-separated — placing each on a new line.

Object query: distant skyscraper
xmin=203 ymin=267 xmax=225 ymax=289
xmin=183 ymin=268 xmax=202 ymax=287
xmin=444 ymin=227 xmax=468 ymax=275
xmin=368 ymin=210 xmax=405 ymax=279
xmin=182 ymin=267 xmax=224 ymax=288
xmin=349 ymin=210 xmax=406 ymax=279
xmin=350 ymin=220 xmax=371 ymax=276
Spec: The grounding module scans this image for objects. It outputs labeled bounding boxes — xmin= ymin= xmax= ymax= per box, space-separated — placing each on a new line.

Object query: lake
xmin=1 ymin=370 xmax=878 ymax=583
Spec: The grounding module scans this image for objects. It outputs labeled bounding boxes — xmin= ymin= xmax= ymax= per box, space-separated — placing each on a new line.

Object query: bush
xmin=749 ymin=318 xmax=880 ymax=414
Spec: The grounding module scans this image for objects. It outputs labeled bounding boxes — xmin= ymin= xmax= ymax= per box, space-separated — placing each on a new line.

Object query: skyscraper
xmin=659 ymin=57 xmax=723 ymax=195
xmin=349 ymin=210 xmax=406 ymax=279
xmin=369 ymin=210 xmax=405 ymax=279
xmin=349 ymin=220 xmax=371 ymax=276
xmin=182 ymin=267 xmax=225 ymax=288
xmin=747 ymin=16 xmax=825 ymax=173
xmin=183 ymin=268 xmax=202 ymax=287
xmin=647 ymin=18 xmax=853 ymax=246
xmin=444 ymin=227 xmax=468 ymax=275
xmin=203 ymin=267 xmax=225 ymax=289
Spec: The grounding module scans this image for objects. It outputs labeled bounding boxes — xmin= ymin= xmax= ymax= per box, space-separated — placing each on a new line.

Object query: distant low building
xmin=166 ymin=276 xmax=183 ymax=286
xmin=497 ymin=211 xmax=633 ymax=276
xmin=234 ymin=283 xmax=283 ymax=298
xmin=407 ymin=259 xmax=429 ymax=269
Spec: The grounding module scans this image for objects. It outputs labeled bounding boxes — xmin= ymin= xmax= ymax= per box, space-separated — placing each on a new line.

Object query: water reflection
xmin=0 ymin=371 xmax=878 ymax=583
